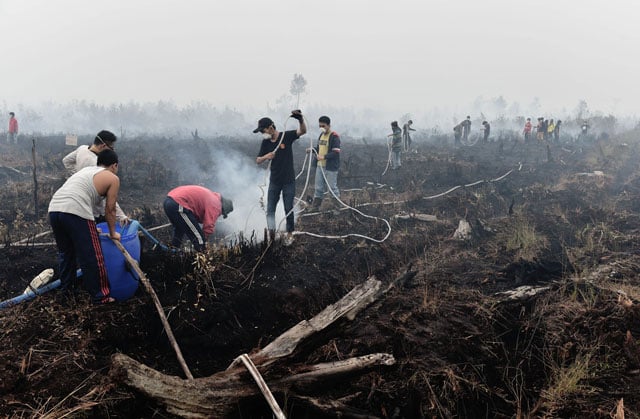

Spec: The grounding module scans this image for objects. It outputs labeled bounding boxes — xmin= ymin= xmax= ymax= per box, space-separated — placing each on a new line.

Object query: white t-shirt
xmin=62 ymin=145 xmax=98 ymax=175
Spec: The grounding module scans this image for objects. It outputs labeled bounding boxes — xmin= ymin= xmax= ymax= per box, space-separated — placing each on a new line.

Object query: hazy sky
xmin=1 ymin=0 xmax=638 ymax=115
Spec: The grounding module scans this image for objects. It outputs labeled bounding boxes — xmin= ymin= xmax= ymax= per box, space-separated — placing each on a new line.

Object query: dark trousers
xmin=267 ymin=181 xmax=295 ymax=233
xmin=49 ymin=212 xmax=110 ymax=303
xmin=163 ymin=196 xmax=206 ymax=251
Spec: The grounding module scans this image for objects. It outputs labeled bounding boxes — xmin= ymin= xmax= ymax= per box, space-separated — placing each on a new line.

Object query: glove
xmin=290 ymin=110 xmax=303 ymax=121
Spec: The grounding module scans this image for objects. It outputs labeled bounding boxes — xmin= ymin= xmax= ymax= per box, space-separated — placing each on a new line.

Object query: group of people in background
xmin=527 ymin=117 xmax=562 ymax=142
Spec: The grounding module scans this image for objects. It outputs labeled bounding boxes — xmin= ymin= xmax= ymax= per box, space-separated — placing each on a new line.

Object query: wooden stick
xmin=31 ymin=138 xmax=39 ymax=219
xmin=237 ymin=354 xmax=286 ymax=419
xmin=111 ymin=238 xmax=194 ymax=380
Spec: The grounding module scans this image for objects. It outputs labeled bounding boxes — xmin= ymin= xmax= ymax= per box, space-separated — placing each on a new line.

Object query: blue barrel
xmin=96 ymin=222 xmax=141 ymax=301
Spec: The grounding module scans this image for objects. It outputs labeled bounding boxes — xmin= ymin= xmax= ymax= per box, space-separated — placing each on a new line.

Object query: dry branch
xmin=111 ymin=276 xmax=394 ymax=417
xmin=112 ymin=352 xmax=394 ymax=418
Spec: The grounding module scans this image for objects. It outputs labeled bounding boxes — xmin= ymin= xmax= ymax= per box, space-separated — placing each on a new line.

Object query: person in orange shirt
xmin=7 ymin=112 xmax=18 ymax=144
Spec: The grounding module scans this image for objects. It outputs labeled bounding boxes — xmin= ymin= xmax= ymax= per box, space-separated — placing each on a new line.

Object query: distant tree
xmin=290 ymin=73 xmax=307 ymax=109
xmin=575 ymin=99 xmax=589 ymax=120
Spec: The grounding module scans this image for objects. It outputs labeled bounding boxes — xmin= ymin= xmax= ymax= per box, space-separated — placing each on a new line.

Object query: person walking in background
xmin=481 ymin=121 xmax=491 ymax=143
xmin=547 ymin=119 xmax=555 ymax=141
xmin=163 ymin=185 xmax=233 ymax=252
xmin=48 ymin=150 xmax=121 ymax=304
xmin=389 ymin=121 xmax=402 ymax=170
xmin=453 ymin=123 xmax=463 ymax=147
xmin=402 ymin=120 xmax=416 ymax=152
xmin=7 ymin=112 xmax=18 ymax=144
xmin=523 ymin=118 xmax=533 ymax=142
xmin=554 ymin=120 xmax=562 ymax=142
xmin=461 ymin=116 xmax=471 ymax=143
xmin=62 ymin=130 xmax=128 ymax=223
xmin=309 ymin=115 xmax=341 ymax=212
xmin=255 ymin=110 xmax=307 ymax=245
xmin=536 ymin=117 xmax=545 ymax=141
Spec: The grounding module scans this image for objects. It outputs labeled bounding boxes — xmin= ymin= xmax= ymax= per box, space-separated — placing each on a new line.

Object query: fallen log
xmin=392 ymin=213 xmax=438 ymax=222
xmin=111 ymin=276 xmax=396 ymax=417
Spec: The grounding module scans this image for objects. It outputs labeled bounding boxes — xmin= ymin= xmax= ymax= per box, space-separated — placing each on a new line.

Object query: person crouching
xmin=163 ymin=185 xmax=233 ymax=251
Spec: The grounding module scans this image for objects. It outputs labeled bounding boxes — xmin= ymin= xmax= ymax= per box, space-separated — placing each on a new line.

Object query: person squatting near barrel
xmin=163 ymin=185 xmax=234 ymax=252
xmin=308 ymin=115 xmax=341 ymax=212
xmin=62 ymin=130 xmax=129 ymax=223
xmin=48 ymin=149 xmax=121 ymax=304
xmin=255 ymin=110 xmax=307 ymax=245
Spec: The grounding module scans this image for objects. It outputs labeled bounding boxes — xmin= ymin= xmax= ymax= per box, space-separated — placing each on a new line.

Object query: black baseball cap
xmin=253 ymin=117 xmax=274 ymax=133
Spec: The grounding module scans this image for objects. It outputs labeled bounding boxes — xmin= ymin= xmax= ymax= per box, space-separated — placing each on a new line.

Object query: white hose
xmin=294 ymin=148 xmax=392 ymax=243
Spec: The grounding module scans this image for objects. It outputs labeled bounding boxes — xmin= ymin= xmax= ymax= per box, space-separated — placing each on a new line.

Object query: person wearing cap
xmin=308 ymin=115 xmax=341 ymax=211
xmin=255 ymin=110 xmax=307 ymax=244
xmin=48 ymin=149 xmax=121 ymax=304
xmin=7 ymin=112 xmax=18 ymax=144
xmin=163 ymin=185 xmax=233 ymax=252
xmin=62 ymin=130 xmax=129 ymax=224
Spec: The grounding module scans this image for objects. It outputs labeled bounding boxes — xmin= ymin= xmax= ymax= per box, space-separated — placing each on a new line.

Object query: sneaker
xmin=283 ymin=233 xmax=294 ymax=247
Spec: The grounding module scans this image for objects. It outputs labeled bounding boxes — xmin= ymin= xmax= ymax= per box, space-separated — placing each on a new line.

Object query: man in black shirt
xmin=255 ymin=110 xmax=307 ymax=244
xmin=482 ymin=121 xmax=490 ymax=143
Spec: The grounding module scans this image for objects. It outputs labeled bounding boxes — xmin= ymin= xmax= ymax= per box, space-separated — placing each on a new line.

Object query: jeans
xmin=7 ymin=132 xmax=17 ymax=144
xmin=391 ymin=150 xmax=402 ymax=169
xmin=267 ymin=181 xmax=295 ymax=233
xmin=314 ymin=166 xmax=339 ymax=199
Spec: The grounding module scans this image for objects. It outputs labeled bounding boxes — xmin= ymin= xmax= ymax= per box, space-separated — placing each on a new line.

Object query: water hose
xmin=124 ymin=220 xmax=170 ymax=252
xmin=0 ymin=279 xmax=62 ymax=309
xmin=0 ymin=268 xmax=82 ymax=310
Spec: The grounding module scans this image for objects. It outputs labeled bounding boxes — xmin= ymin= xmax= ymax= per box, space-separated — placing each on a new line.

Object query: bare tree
xmin=290 ymin=73 xmax=307 ymax=109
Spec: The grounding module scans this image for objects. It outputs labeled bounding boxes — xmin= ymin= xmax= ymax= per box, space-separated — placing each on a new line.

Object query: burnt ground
xmin=1 ymin=132 xmax=640 ymax=418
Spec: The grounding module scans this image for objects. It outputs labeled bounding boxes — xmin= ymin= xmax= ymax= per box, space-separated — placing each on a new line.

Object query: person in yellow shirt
xmin=547 ymin=119 xmax=555 ymax=141
xmin=308 ymin=116 xmax=341 ymax=211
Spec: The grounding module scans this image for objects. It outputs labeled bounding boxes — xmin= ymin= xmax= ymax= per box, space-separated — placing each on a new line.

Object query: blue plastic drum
xmin=96 ymin=222 xmax=141 ymax=301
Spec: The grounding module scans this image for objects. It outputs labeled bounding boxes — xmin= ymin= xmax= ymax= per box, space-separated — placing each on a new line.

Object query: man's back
xmin=62 ymin=145 xmax=98 ymax=175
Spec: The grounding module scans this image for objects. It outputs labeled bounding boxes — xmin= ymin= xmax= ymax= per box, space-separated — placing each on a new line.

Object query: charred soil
xmin=1 ymin=134 xmax=640 ymax=418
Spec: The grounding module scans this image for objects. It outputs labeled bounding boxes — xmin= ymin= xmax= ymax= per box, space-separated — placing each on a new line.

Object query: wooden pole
xmin=111 ymin=238 xmax=194 ymax=380
xmin=31 ymin=138 xmax=39 ymax=219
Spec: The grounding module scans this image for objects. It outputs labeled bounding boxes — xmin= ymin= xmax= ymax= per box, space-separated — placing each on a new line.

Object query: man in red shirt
xmin=163 ymin=185 xmax=234 ymax=251
xmin=7 ymin=112 xmax=18 ymax=144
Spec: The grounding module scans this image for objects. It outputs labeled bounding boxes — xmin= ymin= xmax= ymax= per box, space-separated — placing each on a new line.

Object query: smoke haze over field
xmin=1 ymin=0 xmax=639 ymax=128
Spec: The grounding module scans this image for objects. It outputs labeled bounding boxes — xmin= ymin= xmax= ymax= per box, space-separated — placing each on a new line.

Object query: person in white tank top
xmin=48 ymin=149 xmax=121 ymax=304
xmin=61 ymin=130 xmax=128 ymax=222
